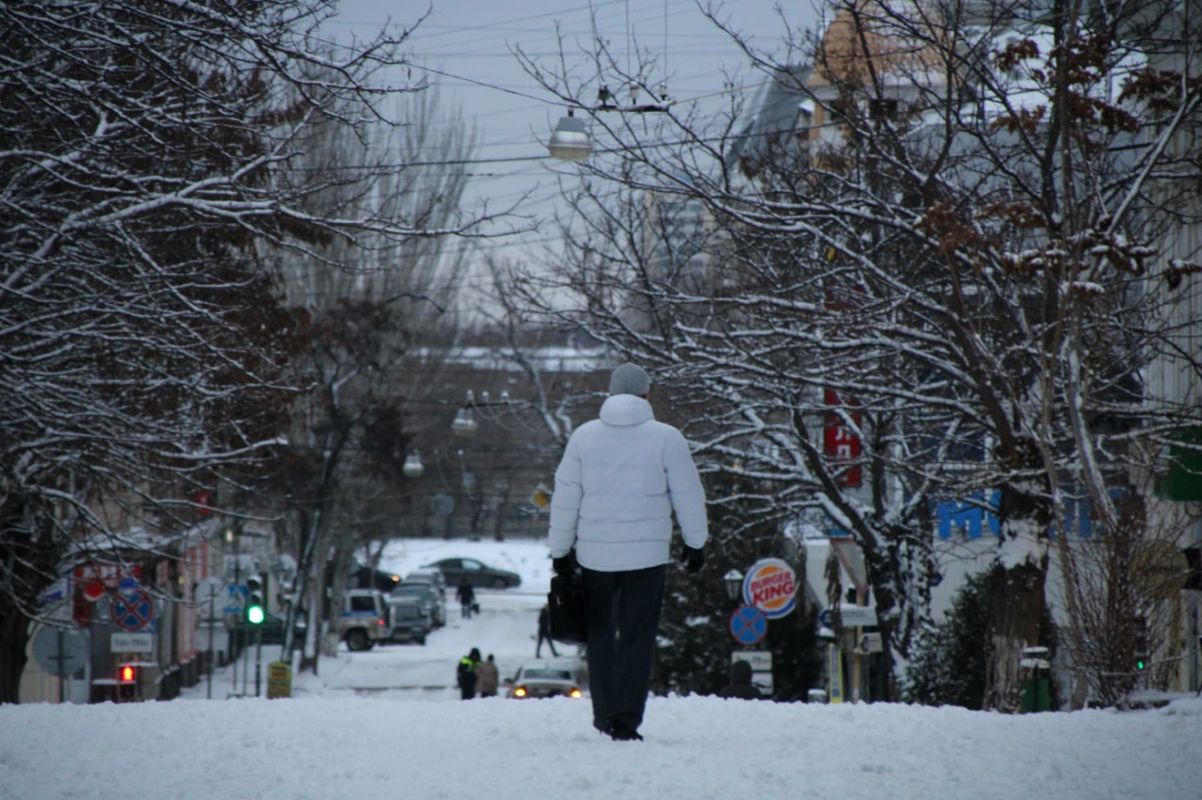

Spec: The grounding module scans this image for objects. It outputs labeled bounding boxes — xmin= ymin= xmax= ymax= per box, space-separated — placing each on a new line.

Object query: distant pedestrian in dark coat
xmin=457 ymin=647 xmax=481 ymax=699
xmin=457 ymin=578 xmax=476 ymax=619
xmin=718 ymin=659 xmax=764 ymax=699
xmin=477 ymin=654 xmax=499 ymax=698
xmin=536 ymin=604 xmax=559 ymax=658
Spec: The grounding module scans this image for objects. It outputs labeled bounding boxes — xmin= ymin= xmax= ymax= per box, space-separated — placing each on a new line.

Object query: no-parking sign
xmin=110 ymin=588 xmax=154 ymax=631
xmin=729 ymin=605 xmax=768 ymax=645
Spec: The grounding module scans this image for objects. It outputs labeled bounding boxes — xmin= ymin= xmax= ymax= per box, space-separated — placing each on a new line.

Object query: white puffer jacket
xmin=548 ymin=395 xmax=708 ymax=571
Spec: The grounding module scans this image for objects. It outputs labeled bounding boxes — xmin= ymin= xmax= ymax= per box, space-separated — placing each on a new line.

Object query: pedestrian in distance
xmin=477 ymin=653 xmax=499 ymax=698
xmin=456 ymin=647 xmax=481 ymax=700
xmin=536 ymin=603 xmax=559 ymax=658
xmin=717 ymin=659 xmax=764 ymax=700
xmin=548 ymin=362 xmax=708 ymax=742
xmin=457 ymin=577 xmax=476 ymax=620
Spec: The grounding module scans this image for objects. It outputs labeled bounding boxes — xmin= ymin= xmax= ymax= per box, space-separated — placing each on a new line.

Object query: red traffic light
xmin=118 ymin=664 xmax=136 ymax=684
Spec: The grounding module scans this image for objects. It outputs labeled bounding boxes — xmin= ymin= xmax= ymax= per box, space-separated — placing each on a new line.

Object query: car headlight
xmin=513 ymin=686 xmax=527 ymax=698
xmin=569 ymin=688 xmax=583 ymax=699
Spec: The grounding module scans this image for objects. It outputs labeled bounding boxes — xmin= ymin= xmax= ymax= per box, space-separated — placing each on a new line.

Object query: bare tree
xmin=512 ymin=0 xmax=1202 ymax=707
xmin=266 ymin=88 xmax=478 ymax=670
xmin=0 ymin=1 xmax=482 ymax=701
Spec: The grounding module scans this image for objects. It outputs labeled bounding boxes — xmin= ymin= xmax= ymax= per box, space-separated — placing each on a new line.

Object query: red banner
xmin=824 ymin=388 xmax=862 ymax=487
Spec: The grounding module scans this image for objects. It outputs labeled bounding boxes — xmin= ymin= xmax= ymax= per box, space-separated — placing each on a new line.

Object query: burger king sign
xmin=742 ymin=558 xmax=798 ymax=619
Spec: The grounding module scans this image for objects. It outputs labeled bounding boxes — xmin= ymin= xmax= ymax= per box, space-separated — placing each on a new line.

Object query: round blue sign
xmin=729 ymin=605 xmax=768 ymax=645
xmin=110 ymin=589 xmax=154 ymax=631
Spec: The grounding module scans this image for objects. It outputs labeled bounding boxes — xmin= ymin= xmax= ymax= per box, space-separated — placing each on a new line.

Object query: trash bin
xmin=1020 ymin=646 xmax=1051 ymax=712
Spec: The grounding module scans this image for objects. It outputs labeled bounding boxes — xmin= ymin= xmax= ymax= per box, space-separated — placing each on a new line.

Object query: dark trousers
xmin=536 ymin=632 xmax=558 ymax=658
xmin=580 ymin=564 xmax=666 ymax=733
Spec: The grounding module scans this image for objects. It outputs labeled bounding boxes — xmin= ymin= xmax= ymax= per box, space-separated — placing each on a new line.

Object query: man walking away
xmin=536 ymin=603 xmax=559 ymax=658
xmin=457 ymin=578 xmax=476 ymax=620
xmin=456 ymin=647 xmax=481 ymax=699
xmin=548 ymin=362 xmax=708 ymax=741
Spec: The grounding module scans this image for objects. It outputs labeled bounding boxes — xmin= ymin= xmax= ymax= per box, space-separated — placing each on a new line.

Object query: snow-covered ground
xmin=2 ymin=537 xmax=1199 ymax=800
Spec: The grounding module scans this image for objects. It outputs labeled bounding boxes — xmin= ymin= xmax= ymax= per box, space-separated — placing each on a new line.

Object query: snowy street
xmin=188 ymin=538 xmax=569 ymax=699
xmin=2 ymin=539 xmax=1200 ymax=800
xmin=310 ymin=591 xmax=571 ymax=696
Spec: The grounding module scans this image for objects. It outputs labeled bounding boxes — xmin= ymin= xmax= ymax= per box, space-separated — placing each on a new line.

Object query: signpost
xmin=827 ymin=644 xmax=844 ymax=704
xmin=196 ymin=577 xmax=222 ymax=700
xmin=31 ymin=626 xmax=89 ymax=703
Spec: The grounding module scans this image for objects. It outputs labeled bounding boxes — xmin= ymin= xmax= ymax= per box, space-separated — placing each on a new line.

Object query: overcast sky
xmin=322 ymin=1 xmax=824 ymax=307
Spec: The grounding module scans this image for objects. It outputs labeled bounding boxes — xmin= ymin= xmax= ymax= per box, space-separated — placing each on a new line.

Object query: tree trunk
xmin=984 ymin=480 xmax=1051 ymax=711
xmin=324 ymin=536 xmax=353 ymax=658
xmin=0 ymin=598 xmax=30 ymax=704
xmin=985 ymin=560 xmax=1047 ymax=711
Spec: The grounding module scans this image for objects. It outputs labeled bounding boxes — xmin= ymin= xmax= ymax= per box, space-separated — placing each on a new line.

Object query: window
xmin=349 ymin=595 xmax=376 ymax=613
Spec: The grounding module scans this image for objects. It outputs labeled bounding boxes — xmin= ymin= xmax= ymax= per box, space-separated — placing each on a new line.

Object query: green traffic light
xmin=1135 ymin=658 xmax=1146 ymax=671
xmin=247 ymin=604 xmax=265 ymax=625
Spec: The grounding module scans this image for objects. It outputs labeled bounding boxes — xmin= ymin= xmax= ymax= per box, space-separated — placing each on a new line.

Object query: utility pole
xmin=206 ymin=586 xmax=215 ymax=700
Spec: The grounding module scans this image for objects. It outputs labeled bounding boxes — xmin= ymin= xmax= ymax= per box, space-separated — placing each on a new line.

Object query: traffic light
xmin=246 ymin=577 xmax=265 ymax=626
xmin=1133 ymin=616 xmax=1149 ymax=672
xmin=117 ymin=663 xmax=138 ymax=701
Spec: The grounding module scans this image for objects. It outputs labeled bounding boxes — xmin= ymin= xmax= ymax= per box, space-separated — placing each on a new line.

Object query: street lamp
xmin=548 ymin=109 xmax=590 ymax=161
xmin=451 ymin=407 xmax=478 ymax=437
xmin=724 ymin=569 xmax=744 ymax=602
xmin=402 ymin=451 xmax=424 ymax=479
xmin=546 ymin=88 xmax=672 ymax=162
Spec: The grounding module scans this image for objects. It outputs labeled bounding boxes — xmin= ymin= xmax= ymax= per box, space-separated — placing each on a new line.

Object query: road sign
xmin=31 ymin=626 xmax=89 ymax=676
xmin=729 ymin=605 xmax=768 ymax=645
xmin=819 ymin=604 xmax=878 ymax=629
xmin=111 ymin=632 xmax=153 ymax=653
xmin=110 ymin=589 xmax=154 ymax=631
xmin=223 ymin=583 xmax=248 ymax=614
xmin=735 ymin=650 xmax=773 ymax=672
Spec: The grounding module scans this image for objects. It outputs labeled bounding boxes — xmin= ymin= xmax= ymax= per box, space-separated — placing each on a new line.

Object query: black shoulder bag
xmin=547 ymin=571 xmax=587 ymax=645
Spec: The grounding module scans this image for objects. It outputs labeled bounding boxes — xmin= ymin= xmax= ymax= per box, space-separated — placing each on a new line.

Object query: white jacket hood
xmin=547 ymin=394 xmax=709 ymax=571
xmin=598 ymin=394 xmax=654 ymax=427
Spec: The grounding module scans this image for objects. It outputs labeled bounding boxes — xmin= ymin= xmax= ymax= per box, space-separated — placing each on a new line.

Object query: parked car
xmin=389 ymin=581 xmax=446 ymax=627
xmin=385 ymin=596 xmax=431 ymax=645
xmin=421 ymin=557 xmax=521 ymax=589
xmin=331 ymin=589 xmax=391 ymax=651
xmin=504 ymin=660 xmax=584 ymax=699
xmin=404 ymin=568 xmax=448 ymax=598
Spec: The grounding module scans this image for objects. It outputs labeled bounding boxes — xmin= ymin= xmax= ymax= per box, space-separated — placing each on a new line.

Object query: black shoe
xmin=593 ymin=719 xmax=611 ymax=735
xmin=608 ymin=720 xmax=643 ymax=741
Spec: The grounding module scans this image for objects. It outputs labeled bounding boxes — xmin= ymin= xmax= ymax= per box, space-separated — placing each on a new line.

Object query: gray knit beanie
xmin=608 ymin=362 xmax=650 ymax=396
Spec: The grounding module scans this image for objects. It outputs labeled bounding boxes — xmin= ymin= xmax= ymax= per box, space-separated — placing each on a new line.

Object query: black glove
xmin=552 ymin=552 xmax=574 ymax=576
xmin=682 ymin=546 xmax=705 ymax=574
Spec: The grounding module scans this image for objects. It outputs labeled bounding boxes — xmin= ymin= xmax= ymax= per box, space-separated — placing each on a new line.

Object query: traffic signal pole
xmin=255 ymin=626 xmax=263 ymax=697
